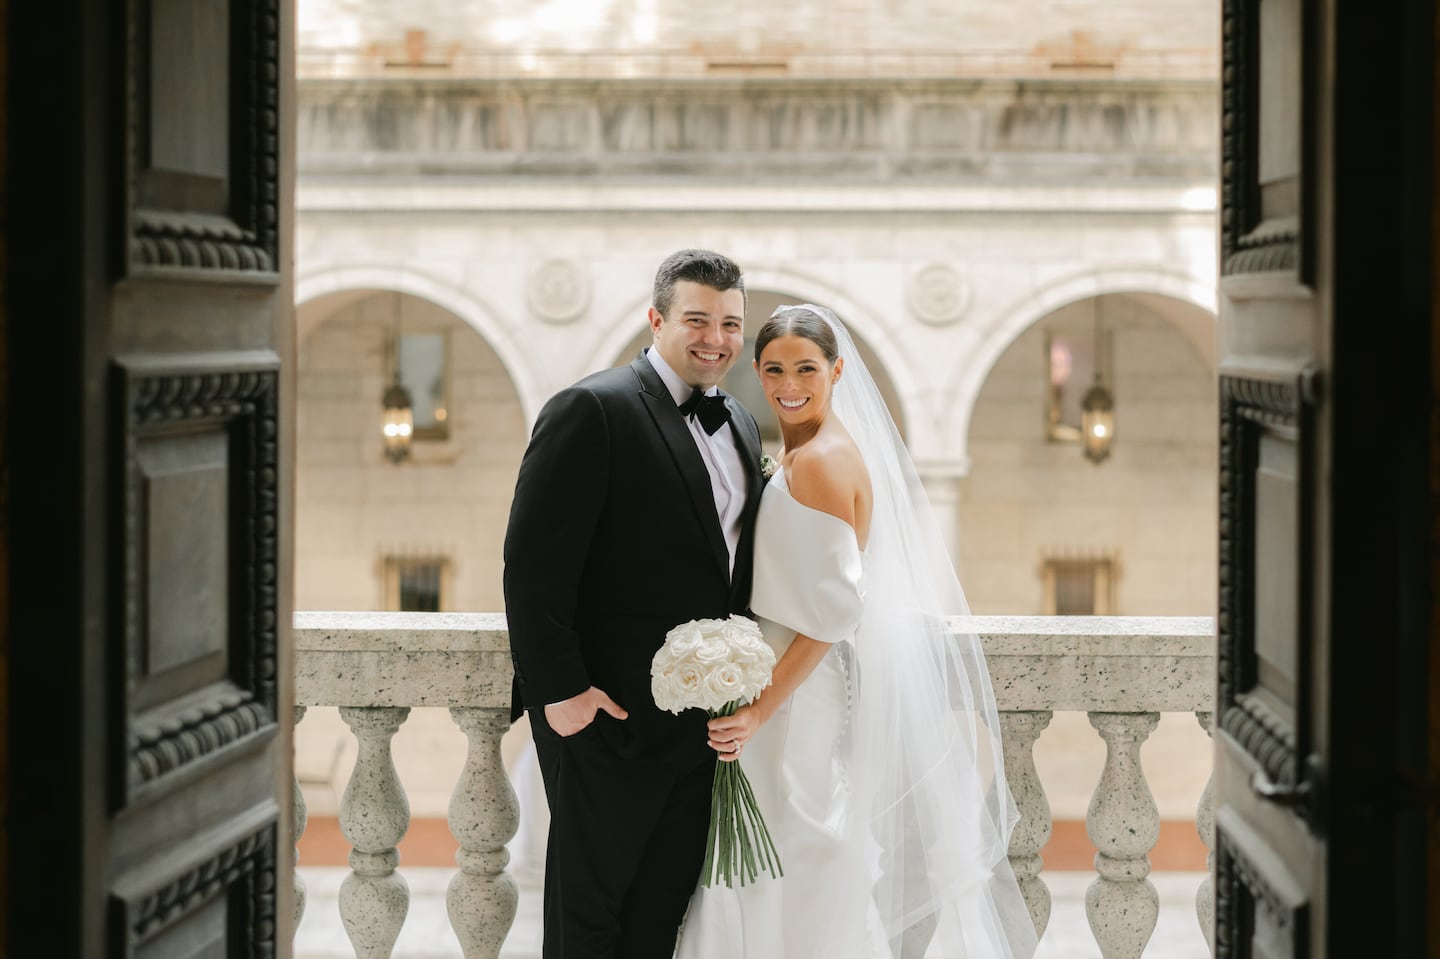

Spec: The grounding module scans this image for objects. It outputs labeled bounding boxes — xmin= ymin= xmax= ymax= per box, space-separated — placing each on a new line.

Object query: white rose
xmin=675 ymin=662 xmax=705 ymax=698
xmin=651 ymin=644 xmax=677 ymax=672
xmin=651 ymin=673 xmax=679 ymax=713
xmin=706 ymin=663 xmax=745 ymax=707
xmin=734 ymin=640 xmax=773 ymax=668
xmin=738 ymin=662 xmax=770 ymax=692
xmin=693 ymin=634 xmax=729 ymax=665
xmin=666 ymin=622 xmax=705 ymax=654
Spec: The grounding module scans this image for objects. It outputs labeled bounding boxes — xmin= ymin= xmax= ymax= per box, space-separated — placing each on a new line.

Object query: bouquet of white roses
xmin=651 ymin=614 xmax=782 ymax=887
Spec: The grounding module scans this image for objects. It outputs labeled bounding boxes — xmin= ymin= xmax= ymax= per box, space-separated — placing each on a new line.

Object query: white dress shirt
xmin=645 ymin=348 xmax=747 ymax=576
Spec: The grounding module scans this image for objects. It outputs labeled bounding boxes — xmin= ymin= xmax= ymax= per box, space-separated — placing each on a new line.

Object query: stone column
xmin=293 ymin=705 xmax=309 ymax=930
xmin=1085 ymin=711 xmax=1160 ymax=959
xmin=446 ymin=707 xmax=521 ymax=959
xmin=338 ymin=706 xmax=412 ymax=959
xmin=1195 ymin=711 xmax=1216 ymax=951
xmin=913 ymin=460 xmax=968 ymax=566
xmin=999 ymin=710 xmax=1054 ymax=938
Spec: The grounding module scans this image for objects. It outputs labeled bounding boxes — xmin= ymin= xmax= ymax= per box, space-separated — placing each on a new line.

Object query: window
xmin=1041 ymin=556 xmax=1115 ymax=614
xmin=384 ymin=556 xmax=448 ymax=612
xmin=395 ymin=331 xmax=450 ymax=440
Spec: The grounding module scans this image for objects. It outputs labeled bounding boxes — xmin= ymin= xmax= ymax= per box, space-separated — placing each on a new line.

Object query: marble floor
xmin=294 ymin=868 xmax=1211 ymax=959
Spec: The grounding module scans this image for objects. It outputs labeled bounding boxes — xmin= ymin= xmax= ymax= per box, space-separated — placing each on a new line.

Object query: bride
xmin=676 ymin=305 xmax=1039 ymax=958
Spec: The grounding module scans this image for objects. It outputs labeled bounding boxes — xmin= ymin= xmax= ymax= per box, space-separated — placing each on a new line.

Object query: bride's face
xmin=755 ymin=334 xmax=843 ymax=427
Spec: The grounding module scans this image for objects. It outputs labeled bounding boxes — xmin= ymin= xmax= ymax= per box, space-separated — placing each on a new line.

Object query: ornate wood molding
xmin=116 ymin=823 xmax=277 ymax=953
xmin=124 ymin=0 xmax=279 ymax=277
xmin=1217 ymin=371 xmax=1318 ymax=818
xmin=1219 ymin=0 xmax=1252 ymax=269
xmin=1220 ymin=0 xmax=1305 ymax=277
xmin=115 ymin=357 xmax=280 ymax=802
xmin=1214 ymin=824 xmax=1310 ymax=959
xmin=1227 ymin=221 xmax=1300 ymax=274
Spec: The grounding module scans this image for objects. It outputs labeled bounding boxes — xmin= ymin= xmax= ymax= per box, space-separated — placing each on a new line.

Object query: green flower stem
xmin=736 ymin=765 xmax=782 ymax=876
xmin=700 ymin=700 xmax=783 ymax=888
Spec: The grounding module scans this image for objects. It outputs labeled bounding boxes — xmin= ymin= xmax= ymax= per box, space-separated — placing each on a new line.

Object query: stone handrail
xmin=293 ymin=612 xmax=1215 ymax=958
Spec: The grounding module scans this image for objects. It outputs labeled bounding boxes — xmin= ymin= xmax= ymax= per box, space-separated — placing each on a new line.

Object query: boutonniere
xmin=759 ymin=453 xmax=778 ymax=479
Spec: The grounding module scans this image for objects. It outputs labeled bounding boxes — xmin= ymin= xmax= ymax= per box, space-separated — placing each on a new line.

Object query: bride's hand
xmin=707 ymin=705 xmax=763 ymax=762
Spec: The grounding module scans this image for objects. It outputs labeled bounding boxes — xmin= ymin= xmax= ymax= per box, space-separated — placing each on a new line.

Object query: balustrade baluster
xmin=446 ymin=707 xmax=521 ymax=959
xmin=294 ymin=705 xmax=309 ymax=929
xmin=1195 ymin=711 xmax=1216 ymax=952
xmin=1085 ymin=711 xmax=1160 ymax=959
xmin=338 ymin=705 xmax=412 ymax=959
xmin=1000 ymin=709 xmax=1055 ymax=938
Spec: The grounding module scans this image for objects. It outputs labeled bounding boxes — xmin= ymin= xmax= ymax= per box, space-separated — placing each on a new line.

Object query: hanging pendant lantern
xmin=382 ymin=380 xmax=414 ymax=463
xmin=1081 ymin=380 xmax=1115 ymax=463
xmin=1081 ymin=296 xmax=1115 ymax=464
xmin=381 ymin=292 xmax=414 ymax=463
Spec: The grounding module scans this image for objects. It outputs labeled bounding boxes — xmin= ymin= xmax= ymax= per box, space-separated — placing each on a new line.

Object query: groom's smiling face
xmin=648 ymin=280 xmax=746 ymax=390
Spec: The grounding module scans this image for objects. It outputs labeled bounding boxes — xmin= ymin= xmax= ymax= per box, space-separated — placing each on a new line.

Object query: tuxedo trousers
xmin=531 ymin=711 xmax=716 ymax=959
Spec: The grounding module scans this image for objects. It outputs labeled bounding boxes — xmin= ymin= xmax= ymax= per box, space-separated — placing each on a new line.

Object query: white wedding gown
xmin=676 ymin=467 xmax=894 ymax=959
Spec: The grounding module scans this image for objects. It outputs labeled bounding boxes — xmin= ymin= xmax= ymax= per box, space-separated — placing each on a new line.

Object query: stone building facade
xmin=292 ymin=0 xmax=1219 ymax=827
xmin=296 ymin=74 xmax=1219 ymax=617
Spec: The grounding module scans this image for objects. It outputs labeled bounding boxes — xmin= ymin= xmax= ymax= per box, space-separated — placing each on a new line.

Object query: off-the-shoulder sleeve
xmin=749 ymin=481 xmax=864 ymax=645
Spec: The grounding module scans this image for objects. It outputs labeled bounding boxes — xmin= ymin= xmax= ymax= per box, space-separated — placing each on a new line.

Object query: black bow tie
xmin=678 ymin=387 xmax=732 ymax=435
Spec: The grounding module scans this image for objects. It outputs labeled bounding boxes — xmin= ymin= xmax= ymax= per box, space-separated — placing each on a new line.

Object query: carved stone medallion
xmin=528 ymin=259 xmax=591 ymax=324
xmin=907 ymin=263 xmax=969 ymax=326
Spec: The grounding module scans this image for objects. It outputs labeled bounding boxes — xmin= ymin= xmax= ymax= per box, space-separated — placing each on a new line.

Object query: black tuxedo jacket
xmin=504 ymin=353 xmax=764 ymax=761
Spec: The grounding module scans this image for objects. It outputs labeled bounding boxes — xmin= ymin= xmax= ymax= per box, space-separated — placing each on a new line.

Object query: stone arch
xmin=296 ymin=263 xmax=543 ymax=425
xmin=944 ymin=265 xmax=1217 ymax=463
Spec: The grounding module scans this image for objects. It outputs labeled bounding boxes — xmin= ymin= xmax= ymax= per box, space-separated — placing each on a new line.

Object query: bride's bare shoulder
xmin=785 ymin=439 xmax=866 ymax=529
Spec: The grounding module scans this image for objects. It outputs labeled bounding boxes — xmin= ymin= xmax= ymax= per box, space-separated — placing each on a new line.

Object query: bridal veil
xmin=790 ymin=304 xmax=1039 ymax=959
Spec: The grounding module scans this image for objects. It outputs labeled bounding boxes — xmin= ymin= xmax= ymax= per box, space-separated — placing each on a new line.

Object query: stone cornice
xmin=298 ymin=76 xmax=1219 ymax=182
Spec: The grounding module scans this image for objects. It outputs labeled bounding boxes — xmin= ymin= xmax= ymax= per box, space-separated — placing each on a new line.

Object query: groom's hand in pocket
xmin=544 ymin=686 xmax=628 ymax=737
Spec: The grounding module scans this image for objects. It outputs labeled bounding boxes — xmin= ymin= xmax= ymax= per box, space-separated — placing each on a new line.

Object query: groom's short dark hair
xmin=652 ymin=249 xmax=746 ymax=318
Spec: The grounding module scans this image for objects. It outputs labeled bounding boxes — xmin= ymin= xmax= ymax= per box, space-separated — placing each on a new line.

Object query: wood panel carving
xmin=1221 ymin=0 xmax=1312 ymax=277
xmin=124 ymin=0 xmax=279 ymax=277
xmin=114 ymin=355 xmax=279 ymax=804
xmin=111 ymin=822 xmax=277 ymax=957
xmin=1218 ymin=371 xmax=1319 ymax=819
xmin=1214 ymin=822 xmax=1310 ymax=959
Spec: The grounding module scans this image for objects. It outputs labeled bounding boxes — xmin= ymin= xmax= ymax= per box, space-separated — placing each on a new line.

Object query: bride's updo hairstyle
xmin=754 ymin=306 xmax=840 ymax=365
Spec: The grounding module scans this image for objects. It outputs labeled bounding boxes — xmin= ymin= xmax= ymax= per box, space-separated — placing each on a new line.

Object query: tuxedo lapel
xmin=724 ymin=395 xmax=764 ymax=505
xmin=633 ymin=358 xmax=731 ymax=580
xmin=723 ymin=395 xmax=765 ymax=610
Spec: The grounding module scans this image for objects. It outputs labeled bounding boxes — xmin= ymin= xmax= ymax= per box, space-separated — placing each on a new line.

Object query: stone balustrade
xmin=294 ymin=612 xmax=1215 ymax=959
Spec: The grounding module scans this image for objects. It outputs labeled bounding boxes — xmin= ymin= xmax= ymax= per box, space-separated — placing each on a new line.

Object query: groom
xmin=504 ymin=249 xmax=764 ymax=958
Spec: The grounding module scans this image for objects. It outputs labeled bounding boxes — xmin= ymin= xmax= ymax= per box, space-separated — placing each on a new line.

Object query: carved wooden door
xmin=6 ymin=0 xmax=295 ymax=955
xmin=1213 ymin=0 xmax=1434 ymax=956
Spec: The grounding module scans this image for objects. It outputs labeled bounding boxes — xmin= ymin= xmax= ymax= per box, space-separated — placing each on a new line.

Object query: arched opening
xmin=958 ymin=290 xmax=1217 ymax=617
xmin=295 ymin=289 xmax=527 ymax=613
xmin=607 ymin=289 xmax=907 ymax=448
